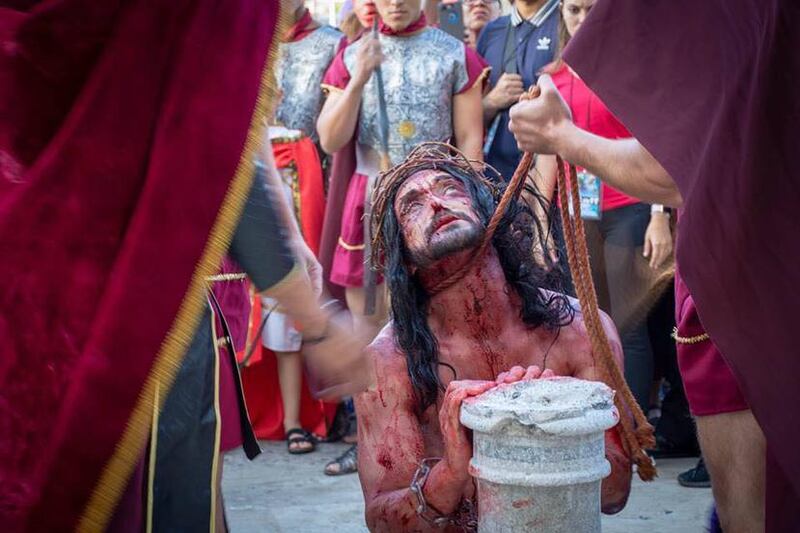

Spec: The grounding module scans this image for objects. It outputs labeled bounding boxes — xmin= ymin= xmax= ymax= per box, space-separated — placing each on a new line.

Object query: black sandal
xmin=286 ymin=428 xmax=316 ymax=455
xmin=324 ymin=444 xmax=358 ymax=476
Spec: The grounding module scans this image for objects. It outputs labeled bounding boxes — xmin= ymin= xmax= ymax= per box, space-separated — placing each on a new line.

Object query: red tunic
xmin=674 ymin=267 xmax=748 ymax=417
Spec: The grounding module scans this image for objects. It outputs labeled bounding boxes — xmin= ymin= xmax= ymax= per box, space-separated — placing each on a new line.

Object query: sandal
xmin=324 ymin=444 xmax=358 ymax=476
xmin=286 ymin=428 xmax=316 ymax=455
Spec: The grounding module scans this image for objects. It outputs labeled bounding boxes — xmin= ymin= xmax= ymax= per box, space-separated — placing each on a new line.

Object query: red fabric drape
xmin=273 ymin=137 xmax=326 ymax=254
xmin=0 ymin=1 xmax=280 ymax=530
xmin=319 ymin=142 xmax=355 ymax=301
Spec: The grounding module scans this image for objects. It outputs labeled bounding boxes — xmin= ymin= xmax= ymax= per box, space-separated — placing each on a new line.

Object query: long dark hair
xmin=378 ymin=163 xmax=574 ymax=413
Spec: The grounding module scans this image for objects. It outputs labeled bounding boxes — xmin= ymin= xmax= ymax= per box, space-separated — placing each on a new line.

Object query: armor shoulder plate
xmin=275 ymin=26 xmax=343 ymax=141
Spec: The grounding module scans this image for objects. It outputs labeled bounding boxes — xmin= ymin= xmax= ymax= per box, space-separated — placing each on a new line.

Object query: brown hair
xmin=540 ymin=3 xmax=570 ymax=75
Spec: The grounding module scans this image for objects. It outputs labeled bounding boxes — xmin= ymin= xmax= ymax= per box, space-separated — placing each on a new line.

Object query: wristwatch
xmin=651 ymin=204 xmax=670 ymax=218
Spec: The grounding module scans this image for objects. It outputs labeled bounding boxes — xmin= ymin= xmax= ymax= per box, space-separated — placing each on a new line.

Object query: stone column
xmin=460 ymin=376 xmax=619 ymax=533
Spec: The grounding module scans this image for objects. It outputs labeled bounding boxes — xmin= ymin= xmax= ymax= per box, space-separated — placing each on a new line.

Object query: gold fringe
xmin=672 ymin=326 xmax=711 ymax=345
xmin=205 ymin=272 xmax=248 ymax=282
xmin=77 ymin=4 xmax=292 ymax=531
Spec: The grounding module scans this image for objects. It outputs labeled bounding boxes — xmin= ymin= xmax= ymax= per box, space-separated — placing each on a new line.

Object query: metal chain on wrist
xmin=409 ymin=458 xmax=478 ymax=532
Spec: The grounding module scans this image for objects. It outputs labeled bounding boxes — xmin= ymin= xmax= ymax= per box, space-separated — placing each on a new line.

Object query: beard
xmin=407 ymin=217 xmax=484 ymax=268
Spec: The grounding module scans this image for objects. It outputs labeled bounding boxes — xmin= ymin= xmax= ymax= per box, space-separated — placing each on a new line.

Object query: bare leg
xmin=276 ymin=350 xmax=303 ymax=430
xmin=696 ymin=409 xmax=765 ymax=533
xmin=275 ymin=350 xmax=314 ymax=453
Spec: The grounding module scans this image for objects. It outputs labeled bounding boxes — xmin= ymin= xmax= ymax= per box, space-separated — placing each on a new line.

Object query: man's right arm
xmin=556 ymin=128 xmax=682 ymax=207
xmin=508 ymin=75 xmax=683 ymax=207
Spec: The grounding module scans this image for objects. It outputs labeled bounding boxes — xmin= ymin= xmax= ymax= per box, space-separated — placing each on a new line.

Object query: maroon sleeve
xmin=321 ymin=46 xmax=351 ymax=90
xmin=457 ymin=45 xmax=490 ymax=94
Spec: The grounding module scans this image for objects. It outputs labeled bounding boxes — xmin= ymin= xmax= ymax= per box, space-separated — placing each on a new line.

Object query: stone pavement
xmin=223 ymin=442 xmax=712 ymax=532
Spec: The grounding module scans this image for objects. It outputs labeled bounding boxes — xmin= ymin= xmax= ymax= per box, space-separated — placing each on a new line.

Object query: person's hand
xmin=643 ymin=212 xmax=673 ymax=269
xmin=495 ymin=365 xmax=556 ymax=385
xmin=485 ymin=73 xmax=525 ymax=112
xmin=302 ymin=309 xmax=375 ymax=399
xmin=508 ymin=74 xmax=573 ymax=155
xmin=439 ymin=380 xmax=496 ymax=481
xmin=293 ymin=239 xmax=323 ymax=297
xmin=352 ymin=34 xmax=384 ymax=87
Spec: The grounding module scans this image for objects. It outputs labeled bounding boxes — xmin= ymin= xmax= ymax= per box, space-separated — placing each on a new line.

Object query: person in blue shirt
xmin=478 ymin=0 xmax=559 ymax=180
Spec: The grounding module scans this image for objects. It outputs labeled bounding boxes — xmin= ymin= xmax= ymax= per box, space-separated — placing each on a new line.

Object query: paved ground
xmin=223 ymin=442 xmax=712 ymax=532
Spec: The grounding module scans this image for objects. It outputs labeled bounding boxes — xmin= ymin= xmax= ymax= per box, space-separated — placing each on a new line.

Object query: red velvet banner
xmin=0 ymin=1 xmax=281 ymax=530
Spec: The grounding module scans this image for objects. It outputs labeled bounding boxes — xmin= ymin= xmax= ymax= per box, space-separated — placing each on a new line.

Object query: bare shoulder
xmin=367 ymin=323 xmax=408 ymax=380
xmin=539 ymin=291 xmax=623 ymax=369
xmin=361 ymin=322 xmax=415 ymax=408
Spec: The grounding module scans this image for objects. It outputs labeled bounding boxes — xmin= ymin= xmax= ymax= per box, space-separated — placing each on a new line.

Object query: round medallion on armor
xmin=397 ymin=120 xmax=416 ymax=139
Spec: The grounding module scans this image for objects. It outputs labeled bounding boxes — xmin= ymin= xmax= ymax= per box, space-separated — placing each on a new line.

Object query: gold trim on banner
xmin=77 ymin=4 xmax=291 ymax=530
xmin=205 ymin=272 xmax=248 ymax=282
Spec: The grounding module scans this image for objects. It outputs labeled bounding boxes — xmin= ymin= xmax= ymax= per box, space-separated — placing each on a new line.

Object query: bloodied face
xmin=393 ymin=169 xmax=484 ymax=269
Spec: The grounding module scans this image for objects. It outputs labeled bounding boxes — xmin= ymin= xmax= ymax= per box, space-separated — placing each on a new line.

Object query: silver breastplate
xmin=345 ymin=28 xmax=470 ymax=166
xmin=275 ymin=26 xmax=342 ymax=141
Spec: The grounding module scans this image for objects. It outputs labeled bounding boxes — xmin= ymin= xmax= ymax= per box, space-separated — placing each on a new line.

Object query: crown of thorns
xmin=369 ymin=142 xmax=502 ymax=269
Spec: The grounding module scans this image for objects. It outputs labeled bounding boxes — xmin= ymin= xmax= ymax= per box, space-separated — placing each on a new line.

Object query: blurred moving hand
xmin=643 ymin=212 xmax=673 ymax=269
xmin=294 ymin=239 xmax=323 ymax=297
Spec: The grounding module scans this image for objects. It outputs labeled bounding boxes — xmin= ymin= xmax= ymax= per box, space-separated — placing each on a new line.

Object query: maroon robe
xmin=563 ymin=1 xmax=800 ymax=529
xmin=0 ymin=1 xmax=280 ymax=530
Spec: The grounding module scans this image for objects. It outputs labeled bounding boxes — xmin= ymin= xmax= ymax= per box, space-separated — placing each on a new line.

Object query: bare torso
xmin=355 ymin=251 xmax=631 ymax=531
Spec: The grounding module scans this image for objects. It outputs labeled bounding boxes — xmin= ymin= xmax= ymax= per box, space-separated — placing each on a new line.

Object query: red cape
xmin=0 ymin=1 xmax=282 ymax=529
xmin=564 ymin=0 xmax=800 ymax=527
xmin=319 ymin=139 xmax=356 ymax=300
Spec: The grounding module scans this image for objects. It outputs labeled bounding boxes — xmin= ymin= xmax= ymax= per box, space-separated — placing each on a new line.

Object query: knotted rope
xmin=555 ymin=160 xmax=657 ymax=481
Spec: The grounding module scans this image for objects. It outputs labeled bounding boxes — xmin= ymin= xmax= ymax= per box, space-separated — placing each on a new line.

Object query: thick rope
xmin=556 ymin=161 xmax=656 ymax=481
